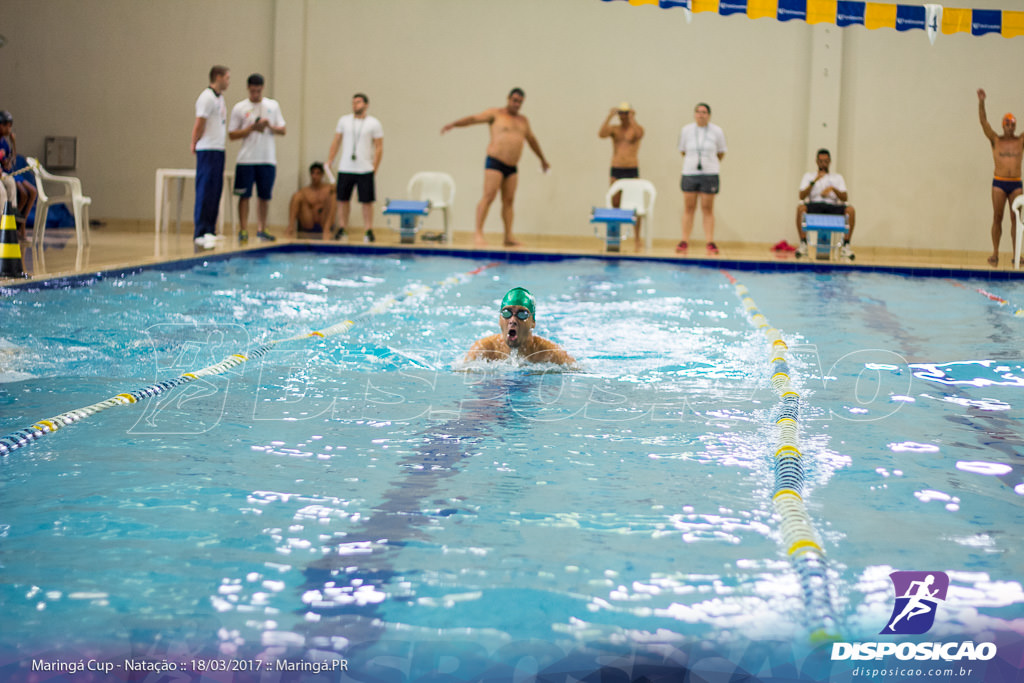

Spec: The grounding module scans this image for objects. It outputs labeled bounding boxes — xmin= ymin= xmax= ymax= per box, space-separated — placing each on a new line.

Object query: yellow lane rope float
xmin=721 ymin=269 xmax=839 ymax=641
xmin=0 ymin=262 xmax=499 ymax=456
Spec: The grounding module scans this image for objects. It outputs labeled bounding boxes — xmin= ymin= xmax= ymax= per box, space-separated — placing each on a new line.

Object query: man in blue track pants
xmin=190 ymin=65 xmax=230 ymax=248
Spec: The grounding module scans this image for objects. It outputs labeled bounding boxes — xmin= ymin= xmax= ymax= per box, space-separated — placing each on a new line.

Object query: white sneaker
xmin=840 ymin=243 xmax=855 ymax=261
xmin=193 ymin=234 xmax=220 ymax=250
xmin=795 ymin=241 xmax=808 ymax=258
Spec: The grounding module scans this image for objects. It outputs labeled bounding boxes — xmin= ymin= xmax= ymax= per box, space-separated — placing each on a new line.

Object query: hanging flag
xmin=807 ymin=0 xmax=838 ymax=25
xmin=836 ymin=1 xmax=866 ymax=26
xmin=972 ymin=9 xmax=1001 ymax=36
xmin=749 ymin=0 xmax=779 ymax=20
xmin=778 ymin=0 xmax=807 ymax=22
xmin=924 ymin=4 xmax=942 ymax=43
xmin=864 ymin=2 xmax=897 ymax=29
xmin=719 ymin=0 xmax=748 ymax=16
xmin=600 ymin=0 xmax=1020 ymax=41
xmin=895 ymin=4 xmax=926 ymax=30
xmin=941 ymin=7 xmax=970 ymax=34
xmin=1003 ymin=10 xmax=1024 ymax=38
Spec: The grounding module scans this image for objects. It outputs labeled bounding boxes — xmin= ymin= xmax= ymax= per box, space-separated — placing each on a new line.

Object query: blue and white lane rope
xmin=0 ymin=262 xmax=498 ymax=457
xmin=722 ymin=270 xmax=840 ymax=641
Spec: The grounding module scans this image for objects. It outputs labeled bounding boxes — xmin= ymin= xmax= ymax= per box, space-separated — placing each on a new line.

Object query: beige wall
xmin=3 ymin=0 xmax=1023 ymax=252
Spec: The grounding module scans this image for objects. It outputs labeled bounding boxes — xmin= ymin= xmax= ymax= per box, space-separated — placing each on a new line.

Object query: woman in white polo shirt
xmin=676 ymin=102 xmax=727 ymax=255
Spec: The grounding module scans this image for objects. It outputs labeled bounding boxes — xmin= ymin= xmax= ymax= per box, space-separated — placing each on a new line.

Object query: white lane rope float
xmin=0 ymin=262 xmax=499 ymax=456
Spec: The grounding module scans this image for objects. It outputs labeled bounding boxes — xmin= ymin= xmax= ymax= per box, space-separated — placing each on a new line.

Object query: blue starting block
xmin=802 ymin=213 xmax=848 ymax=261
xmin=591 ymin=207 xmax=636 ymax=252
xmin=383 ymin=199 xmax=431 ymax=243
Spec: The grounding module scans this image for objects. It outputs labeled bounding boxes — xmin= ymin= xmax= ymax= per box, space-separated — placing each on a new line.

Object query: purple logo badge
xmin=881 ymin=571 xmax=949 ymax=635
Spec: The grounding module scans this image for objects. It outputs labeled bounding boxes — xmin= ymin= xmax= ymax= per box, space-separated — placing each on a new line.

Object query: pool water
xmin=1 ymin=252 xmax=1022 ymax=680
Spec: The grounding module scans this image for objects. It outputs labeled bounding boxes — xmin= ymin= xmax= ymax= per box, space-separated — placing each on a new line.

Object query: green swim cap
xmin=500 ymin=287 xmax=536 ymax=319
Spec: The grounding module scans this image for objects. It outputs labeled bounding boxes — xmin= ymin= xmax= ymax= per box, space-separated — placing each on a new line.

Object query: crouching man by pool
xmin=466 ymin=287 xmax=576 ymax=366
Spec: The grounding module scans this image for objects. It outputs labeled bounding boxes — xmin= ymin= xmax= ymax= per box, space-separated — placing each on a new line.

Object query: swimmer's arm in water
xmin=530 ymin=337 xmax=576 ymax=367
xmin=441 ymin=109 xmax=497 ymax=135
xmin=524 ymin=118 xmax=550 ymax=172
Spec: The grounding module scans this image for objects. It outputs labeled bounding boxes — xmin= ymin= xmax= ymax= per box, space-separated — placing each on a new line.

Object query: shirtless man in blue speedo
xmin=978 ymin=88 xmax=1024 ymax=267
xmin=441 ymin=89 xmax=550 ymax=248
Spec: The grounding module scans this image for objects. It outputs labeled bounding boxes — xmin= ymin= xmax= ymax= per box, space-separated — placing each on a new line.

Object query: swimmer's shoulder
xmin=466 ymin=334 xmax=507 ymax=361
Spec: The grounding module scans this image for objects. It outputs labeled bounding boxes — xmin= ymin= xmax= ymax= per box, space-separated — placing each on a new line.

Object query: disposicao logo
xmin=831 ymin=570 xmax=997 ymax=663
xmin=881 ymin=570 xmax=948 ymax=635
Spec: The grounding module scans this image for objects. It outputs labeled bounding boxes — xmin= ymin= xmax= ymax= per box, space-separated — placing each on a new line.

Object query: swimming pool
xmin=1 ymin=251 xmax=1022 ymax=681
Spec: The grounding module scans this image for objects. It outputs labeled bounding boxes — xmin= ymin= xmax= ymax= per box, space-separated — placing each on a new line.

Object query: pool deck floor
xmin=3 ymin=219 xmax=1022 ymax=285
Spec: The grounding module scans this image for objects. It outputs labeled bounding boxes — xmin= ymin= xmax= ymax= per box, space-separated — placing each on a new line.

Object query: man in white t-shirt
xmin=190 ymin=65 xmax=230 ymax=245
xmin=326 ymin=93 xmax=383 ymax=243
xmin=229 ymin=73 xmax=286 ymax=243
xmin=794 ymin=148 xmax=856 ymax=261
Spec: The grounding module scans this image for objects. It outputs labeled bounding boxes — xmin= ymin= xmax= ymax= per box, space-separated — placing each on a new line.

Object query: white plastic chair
xmin=406 ymin=172 xmax=455 ymax=242
xmin=1013 ymin=194 xmax=1024 ymax=270
xmin=27 ymin=156 xmax=92 ymax=249
xmin=605 ymin=179 xmax=656 ymax=252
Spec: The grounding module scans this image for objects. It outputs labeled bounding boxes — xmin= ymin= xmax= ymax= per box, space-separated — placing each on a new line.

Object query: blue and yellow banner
xmin=601 ymin=0 xmax=1024 ymax=39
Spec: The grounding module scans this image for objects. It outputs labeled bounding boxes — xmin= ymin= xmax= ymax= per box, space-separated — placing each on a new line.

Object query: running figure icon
xmin=882 ymin=571 xmax=949 ymax=635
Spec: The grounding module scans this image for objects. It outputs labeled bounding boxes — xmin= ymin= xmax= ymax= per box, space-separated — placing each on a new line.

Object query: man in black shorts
xmin=598 ymin=103 xmax=646 ymax=248
xmin=326 ymin=93 xmax=384 ymax=242
xmin=441 ymin=88 xmax=550 ymax=247
xmin=794 ymin=149 xmax=856 ymax=261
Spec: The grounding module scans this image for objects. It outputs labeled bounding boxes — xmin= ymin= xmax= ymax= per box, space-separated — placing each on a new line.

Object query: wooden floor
xmin=3 ymin=218 xmax=1021 ymax=284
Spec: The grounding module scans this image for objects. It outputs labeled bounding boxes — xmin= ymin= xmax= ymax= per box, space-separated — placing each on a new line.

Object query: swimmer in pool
xmin=441 ymin=88 xmax=550 ymax=248
xmin=977 ymin=88 xmax=1024 ymax=267
xmin=466 ymin=287 xmax=575 ymax=366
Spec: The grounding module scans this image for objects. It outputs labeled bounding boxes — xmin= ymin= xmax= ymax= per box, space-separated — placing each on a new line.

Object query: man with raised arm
xmin=978 ymin=88 xmax=1024 ymax=267
xmin=441 ymin=88 xmax=550 ymax=248
xmin=466 ymin=287 xmax=575 ymax=366
xmin=599 ymin=102 xmax=645 ymax=249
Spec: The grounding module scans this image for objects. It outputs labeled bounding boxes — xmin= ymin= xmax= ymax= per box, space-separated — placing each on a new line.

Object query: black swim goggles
xmin=501 ymin=307 xmax=531 ymax=320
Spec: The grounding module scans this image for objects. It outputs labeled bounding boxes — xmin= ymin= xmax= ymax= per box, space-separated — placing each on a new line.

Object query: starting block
xmin=383 ymin=199 xmax=431 ymax=243
xmin=802 ymin=213 xmax=848 ymax=261
xmin=591 ymin=207 xmax=635 ymax=252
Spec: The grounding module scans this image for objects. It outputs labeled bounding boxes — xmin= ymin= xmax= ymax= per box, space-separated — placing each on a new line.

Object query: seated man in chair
xmin=795 ymin=148 xmax=856 ymax=261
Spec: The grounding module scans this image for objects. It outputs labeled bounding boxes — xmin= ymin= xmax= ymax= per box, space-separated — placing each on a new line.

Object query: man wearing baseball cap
xmin=977 ymin=88 xmax=1024 ymax=267
xmin=599 ymin=102 xmax=645 ymax=249
xmin=465 ymin=287 xmax=575 ymax=366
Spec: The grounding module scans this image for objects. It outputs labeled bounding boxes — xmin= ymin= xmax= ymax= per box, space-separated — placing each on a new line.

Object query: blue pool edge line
xmin=4 ymin=242 xmax=1024 ymax=292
